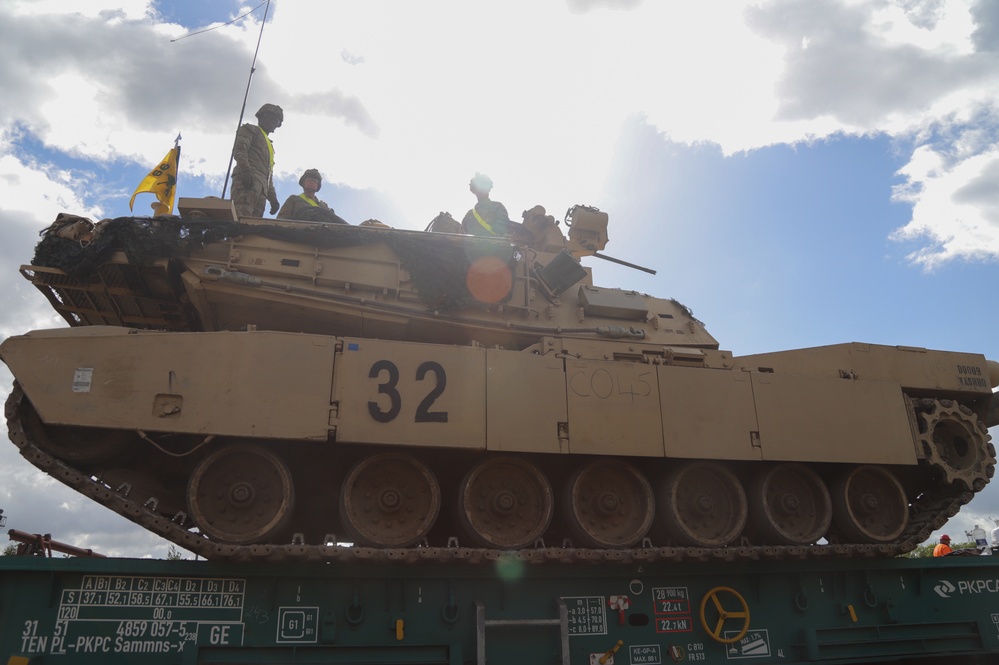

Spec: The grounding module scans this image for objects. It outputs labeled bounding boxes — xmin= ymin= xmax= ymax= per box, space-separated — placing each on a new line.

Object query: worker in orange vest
xmin=932 ymin=534 xmax=953 ymax=557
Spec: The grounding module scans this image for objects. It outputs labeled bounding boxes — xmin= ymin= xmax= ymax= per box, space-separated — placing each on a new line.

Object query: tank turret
xmin=23 ymin=200 xmax=713 ymax=352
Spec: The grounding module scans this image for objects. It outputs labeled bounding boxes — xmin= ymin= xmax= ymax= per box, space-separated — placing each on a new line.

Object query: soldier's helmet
xmin=470 ymin=172 xmax=493 ymax=193
xmin=300 ymin=169 xmax=322 ymax=191
xmin=255 ymin=103 xmax=284 ymax=122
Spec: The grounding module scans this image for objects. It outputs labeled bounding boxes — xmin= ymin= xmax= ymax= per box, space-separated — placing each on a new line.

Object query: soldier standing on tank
xmin=461 ymin=173 xmax=512 ymax=237
xmin=230 ymin=103 xmax=283 ymax=218
xmin=277 ymin=168 xmax=348 ymax=224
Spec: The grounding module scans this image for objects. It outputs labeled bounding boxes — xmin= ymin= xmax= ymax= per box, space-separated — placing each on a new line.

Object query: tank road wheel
xmin=458 ymin=457 xmax=553 ymax=549
xmin=339 ymin=453 xmax=441 ymax=548
xmin=749 ymin=463 xmax=832 ymax=545
xmin=658 ymin=462 xmax=747 ymax=547
xmin=562 ymin=459 xmax=655 ymax=548
xmin=831 ymin=465 xmax=908 ymax=544
xmin=188 ymin=444 xmax=295 ymax=545
xmin=915 ymin=398 xmax=994 ymax=491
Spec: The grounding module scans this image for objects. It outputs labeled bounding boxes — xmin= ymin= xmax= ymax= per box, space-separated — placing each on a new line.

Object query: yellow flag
xmin=129 ymin=145 xmax=180 ymax=216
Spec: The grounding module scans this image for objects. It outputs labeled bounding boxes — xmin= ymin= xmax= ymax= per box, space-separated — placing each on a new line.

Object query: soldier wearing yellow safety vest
xmin=231 ymin=103 xmax=283 ymax=218
xmin=461 ymin=173 xmax=512 ymax=237
xmin=277 ymin=168 xmax=347 ymax=224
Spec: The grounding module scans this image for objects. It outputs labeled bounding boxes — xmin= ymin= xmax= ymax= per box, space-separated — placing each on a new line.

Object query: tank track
xmin=5 ymin=385 xmax=975 ymax=564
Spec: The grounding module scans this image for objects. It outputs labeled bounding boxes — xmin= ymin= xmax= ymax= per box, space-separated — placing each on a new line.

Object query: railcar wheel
xmin=563 ymin=459 xmax=655 ymax=548
xmin=188 ymin=444 xmax=294 ymax=545
xmin=658 ymin=461 xmax=747 ymax=547
xmin=340 ymin=453 xmax=440 ymax=548
xmin=831 ymin=465 xmax=908 ymax=544
xmin=915 ymin=398 xmax=994 ymax=490
xmin=749 ymin=463 xmax=832 ymax=545
xmin=458 ymin=457 xmax=553 ymax=549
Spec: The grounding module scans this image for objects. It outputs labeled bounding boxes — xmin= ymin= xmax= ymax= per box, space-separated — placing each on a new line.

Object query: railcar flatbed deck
xmin=2 ymin=550 xmax=998 ymax=664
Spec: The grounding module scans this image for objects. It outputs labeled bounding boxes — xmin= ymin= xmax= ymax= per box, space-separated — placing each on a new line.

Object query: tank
xmin=3 ymin=198 xmax=999 ymax=563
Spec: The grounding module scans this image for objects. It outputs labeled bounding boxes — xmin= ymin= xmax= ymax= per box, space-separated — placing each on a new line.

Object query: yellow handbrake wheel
xmin=699 ymin=586 xmax=751 ymax=644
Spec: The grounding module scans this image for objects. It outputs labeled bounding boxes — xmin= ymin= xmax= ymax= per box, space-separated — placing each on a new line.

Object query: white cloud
xmin=0 ymin=148 xmax=97 ymax=220
xmin=8 ymin=0 xmax=152 ymax=20
xmin=874 ymin=0 xmax=975 ymax=52
xmin=0 ymin=0 xmax=995 ymax=256
xmin=892 ymin=144 xmax=999 ymax=267
xmin=742 ymin=0 xmax=999 ymax=265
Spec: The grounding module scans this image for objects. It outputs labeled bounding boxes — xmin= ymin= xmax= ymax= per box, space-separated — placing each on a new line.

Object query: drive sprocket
xmin=914 ymin=398 xmax=995 ymax=491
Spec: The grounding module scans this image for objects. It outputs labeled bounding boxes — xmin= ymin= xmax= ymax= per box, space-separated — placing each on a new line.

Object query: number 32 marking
xmin=368 ymin=360 xmax=448 ymax=423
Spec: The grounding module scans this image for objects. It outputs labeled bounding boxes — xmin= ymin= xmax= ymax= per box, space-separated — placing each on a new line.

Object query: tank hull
xmin=2 ymin=326 xmax=994 ymax=559
xmin=7 ymin=327 xmax=993 ymax=463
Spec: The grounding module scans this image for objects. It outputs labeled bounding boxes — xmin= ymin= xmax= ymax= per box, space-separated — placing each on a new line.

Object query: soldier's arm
xmin=232 ymin=125 xmax=253 ymax=166
xmin=267 ymin=180 xmax=279 ymax=215
xmin=496 ymin=201 xmax=512 ymax=223
xmin=276 ymin=195 xmax=297 ymax=219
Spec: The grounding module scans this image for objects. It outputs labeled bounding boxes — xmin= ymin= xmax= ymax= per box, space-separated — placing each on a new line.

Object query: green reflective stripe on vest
xmin=472 ymin=207 xmax=495 ymax=235
xmin=298 ymin=193 xmax=319 ymax=207
xmin=258 ymin=127 xmax=275 ymax=168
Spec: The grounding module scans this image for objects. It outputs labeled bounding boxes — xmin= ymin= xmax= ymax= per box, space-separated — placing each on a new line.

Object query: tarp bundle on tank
xmin=30 ymin=214 xmax=519 ymax=312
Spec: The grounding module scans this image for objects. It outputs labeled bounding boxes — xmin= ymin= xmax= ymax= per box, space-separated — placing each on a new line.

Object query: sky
xmin=1 ymin=0 xmax=999 ymax=558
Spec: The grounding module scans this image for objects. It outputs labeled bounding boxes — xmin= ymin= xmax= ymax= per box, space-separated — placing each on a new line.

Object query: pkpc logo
xmin=934 ymin=580 xmax=956 ymax=598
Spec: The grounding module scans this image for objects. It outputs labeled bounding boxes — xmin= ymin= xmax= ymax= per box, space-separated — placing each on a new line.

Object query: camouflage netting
xmin=293 ymin=206 xmax=350 ymax=226
xmin=32 ymin=215 xmax=517 ymax=311
xmin=33 ymin=216 xmax=238 ymax=279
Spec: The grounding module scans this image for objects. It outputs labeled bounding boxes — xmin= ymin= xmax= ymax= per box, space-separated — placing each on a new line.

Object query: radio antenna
xmin=222 ymin=0 xmax=272 ymax=198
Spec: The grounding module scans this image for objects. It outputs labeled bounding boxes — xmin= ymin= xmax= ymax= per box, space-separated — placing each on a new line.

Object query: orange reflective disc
xmin=466 ymin=256 xmax=512 ymax=304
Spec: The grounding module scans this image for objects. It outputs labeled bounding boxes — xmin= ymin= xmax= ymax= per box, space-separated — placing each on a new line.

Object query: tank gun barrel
xmin=591 ymin=252 xmax=657 ymax=275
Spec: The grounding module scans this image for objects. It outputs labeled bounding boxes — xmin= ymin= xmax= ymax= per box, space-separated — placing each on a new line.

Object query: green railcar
xmin=2 ymin=553 xmax=999 ymax=664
